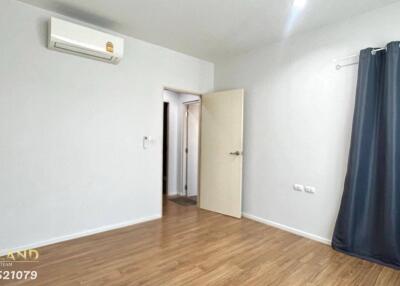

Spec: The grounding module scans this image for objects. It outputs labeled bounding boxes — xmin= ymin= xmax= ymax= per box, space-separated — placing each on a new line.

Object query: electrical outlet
xmin=305 ymin=186 xmax=316 ymax=194
xmin=293 ymin=184 xmax=304 ymax=192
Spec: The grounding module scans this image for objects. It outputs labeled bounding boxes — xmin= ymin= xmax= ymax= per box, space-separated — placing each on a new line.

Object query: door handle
xmin=229 ymin=151 xmax=242 ymax=156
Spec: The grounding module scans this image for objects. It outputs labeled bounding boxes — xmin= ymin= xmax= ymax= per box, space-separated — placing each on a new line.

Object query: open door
xmin=200 ymin=89 xmax=244 ymax=218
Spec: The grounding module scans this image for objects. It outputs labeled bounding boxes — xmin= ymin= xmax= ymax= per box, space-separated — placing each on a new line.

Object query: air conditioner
xmin=48 ymin=17 xmax=124 ymax=64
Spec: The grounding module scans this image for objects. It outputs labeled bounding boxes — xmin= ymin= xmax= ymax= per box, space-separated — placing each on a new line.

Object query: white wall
xmin=0 ymin=0 xmax=213 ymax=252
xmin=215 ymin=2 xmax=400 ymax=242
xmin=180 ymin=94 xmax=201 ymax=103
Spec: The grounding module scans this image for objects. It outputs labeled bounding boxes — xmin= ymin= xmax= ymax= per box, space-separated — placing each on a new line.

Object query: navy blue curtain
xmin=332 ymin=42 xmax=400 ymax=269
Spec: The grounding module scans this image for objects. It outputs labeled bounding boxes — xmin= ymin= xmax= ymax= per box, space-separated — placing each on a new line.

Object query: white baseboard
xmin=1 ymin=214 xmax=161 ymax=256
xmin=242 ymin=212 xmax=331 ymax=245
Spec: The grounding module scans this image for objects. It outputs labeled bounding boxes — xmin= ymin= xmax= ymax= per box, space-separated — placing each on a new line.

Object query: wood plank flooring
xmin=2 ymin=199 xmax=400 ymax=285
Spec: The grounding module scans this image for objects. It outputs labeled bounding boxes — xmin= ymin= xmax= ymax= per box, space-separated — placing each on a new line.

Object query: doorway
xmin=162 ymin=88 xmax=201 ymax=208
xmin=162 ymin=88 xmax=245 ymax=218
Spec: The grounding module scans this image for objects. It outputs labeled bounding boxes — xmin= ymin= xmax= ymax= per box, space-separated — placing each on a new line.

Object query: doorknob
xmin=229 ymin=151 xmax=242 ymax=156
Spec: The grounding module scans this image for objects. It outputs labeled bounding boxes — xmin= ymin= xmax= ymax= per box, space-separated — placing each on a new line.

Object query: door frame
xmin=161 ymin=87 xmax=203 ymax=213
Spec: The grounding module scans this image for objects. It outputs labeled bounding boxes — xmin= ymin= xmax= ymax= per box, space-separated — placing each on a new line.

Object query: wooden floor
xmin=4 ymin=199 xmax=400 ymax=285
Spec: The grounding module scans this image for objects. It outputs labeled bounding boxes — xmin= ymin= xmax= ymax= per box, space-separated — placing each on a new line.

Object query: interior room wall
xmin=215 ymin=2 xmax=400 ymax=243
xmin=180 ymin=94 xmax=200 ymax=103
xmin=0 ymin=0 xmax=213 ymax=253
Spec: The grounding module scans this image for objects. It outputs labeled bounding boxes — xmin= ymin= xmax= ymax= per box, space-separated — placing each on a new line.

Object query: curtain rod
xmin=336 ymin=62 xmax=359 ymax=70
xmin=335 ymin=46 xmax=389 ymax=70
xmin=335 ymin=44 xmax=400 ymax=70
xmin=334 ymin=47 xmax=386 ymax=63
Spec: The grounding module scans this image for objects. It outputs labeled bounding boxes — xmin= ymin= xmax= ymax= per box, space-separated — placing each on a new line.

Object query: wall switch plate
xmin=305 ymin=186 xmax=316 ymax=194
xmin=293 ymin=184 xmax=304 ymax=192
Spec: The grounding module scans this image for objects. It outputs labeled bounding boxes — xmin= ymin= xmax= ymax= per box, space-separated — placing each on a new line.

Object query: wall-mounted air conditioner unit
xmin=48 ymin=17 xmax=124 ymax=64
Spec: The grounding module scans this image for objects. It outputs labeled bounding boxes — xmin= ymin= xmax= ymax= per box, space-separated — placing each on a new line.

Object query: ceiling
xmin=19 ymin=0 xmax=399 ymax=61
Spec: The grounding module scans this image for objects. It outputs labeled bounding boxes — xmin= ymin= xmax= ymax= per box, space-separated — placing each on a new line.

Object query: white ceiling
xmin=19 ymin=0 xmax=399 ymax=61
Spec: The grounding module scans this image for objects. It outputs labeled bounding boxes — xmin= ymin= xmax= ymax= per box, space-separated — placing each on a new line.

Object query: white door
xmin=200 ymin=89 xmax=244 ymax=218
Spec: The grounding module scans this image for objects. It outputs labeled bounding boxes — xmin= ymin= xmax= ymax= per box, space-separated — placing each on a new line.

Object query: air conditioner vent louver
xmin=54 ymin=42 xmax=114 ymax=61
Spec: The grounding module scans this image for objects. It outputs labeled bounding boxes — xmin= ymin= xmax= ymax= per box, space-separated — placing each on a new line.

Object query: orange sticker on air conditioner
xmin=106 ymin=42 xmax=114 ymax=53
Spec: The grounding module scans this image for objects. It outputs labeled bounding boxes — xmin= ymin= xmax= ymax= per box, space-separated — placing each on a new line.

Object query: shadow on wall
xmin=37 ymin=17 xmax=48 ymax=48
xmin=22 ymin=0 xmax=119 ymax=31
